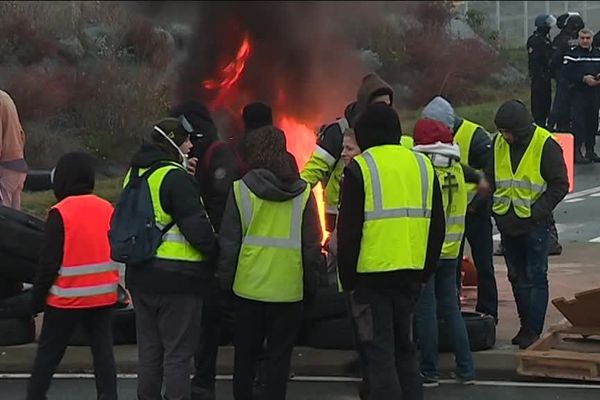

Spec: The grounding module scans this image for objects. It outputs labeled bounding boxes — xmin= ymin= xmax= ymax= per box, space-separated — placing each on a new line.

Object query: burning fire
xmin=202 ymin=32 xmax=328 ymax=239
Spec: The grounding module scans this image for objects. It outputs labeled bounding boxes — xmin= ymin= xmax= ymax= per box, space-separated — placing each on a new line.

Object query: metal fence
xmin=454 ymin=1 xmax=600 ymax=48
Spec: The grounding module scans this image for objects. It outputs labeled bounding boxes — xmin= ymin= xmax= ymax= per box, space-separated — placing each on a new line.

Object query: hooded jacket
xmin=0 ymin=90 xmax=27 ymax=172
xmin=422 ymin=97 xmax=492 ymax=171
xmin=337 ymin=105 xmax=446 ymax=290
xmin=32 ymin=153 xmax=98 ymax=312
xmin=218 ymin=169 xmax=323 ymax=301
xmin=486 ymin=102 xmax=568 ymax=236
xmin=124 ymin=144 xmax=217 ymax=295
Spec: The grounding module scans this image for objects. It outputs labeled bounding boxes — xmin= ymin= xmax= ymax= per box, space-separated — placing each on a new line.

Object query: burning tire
xmin=0 ymin=317 xmax=36 ymax=346
xmin=438 ymin=311 xmax=496 ymax=352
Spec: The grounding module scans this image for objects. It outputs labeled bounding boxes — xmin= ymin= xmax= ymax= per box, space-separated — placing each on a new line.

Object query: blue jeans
xmin=501 ymin=223 xmax=550 ymax=335
xmin=459 ymin=200 xmax=498 ymax=319
xmin=416 ymin=259 xmax=475 ymax=380
xmin=353 ymin=285 xmax=423 ymax=400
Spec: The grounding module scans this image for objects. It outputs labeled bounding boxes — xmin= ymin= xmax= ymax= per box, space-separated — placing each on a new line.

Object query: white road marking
xmin=564 ymin=198 xmax=585 ymax=203
xmin=590 ymin=192 xmax=600 ymax=197
xmin=2 ymin=374 xmax=600 ymax=389
xmin=564 ymin=185 xmax=600 ymax=200
xmin=589 ymin=236 xmax=600 ymax=243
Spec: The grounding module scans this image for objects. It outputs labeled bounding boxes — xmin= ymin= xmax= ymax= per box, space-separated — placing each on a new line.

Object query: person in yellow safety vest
xmin=485 ymin=100 xmax=568 ymax=350
xmin=124 ymin=118 xmax=217 ymax=400
xmin=218 ymin=126 xmax=323 ymax=400
xmin=412 ymin=118 xmax=479 ymax=388
xmin=421 ymin=96 xmax=499 ymax=320
xmin=301 ymin=73 xmax=394 ymax=232
xmin=338 ymin=104 xmax=446 ymax=400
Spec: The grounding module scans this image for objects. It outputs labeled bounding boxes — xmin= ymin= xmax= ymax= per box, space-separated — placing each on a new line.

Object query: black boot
xmin=511 ymin=326 xmax=527 ymax=345
xmin=587 ymin=150 xmax=600 ymax=163
xmin=576 ymin=149 xmax=591 ymax=164
xmin=518 ymin=328 xmax=540 ymax=349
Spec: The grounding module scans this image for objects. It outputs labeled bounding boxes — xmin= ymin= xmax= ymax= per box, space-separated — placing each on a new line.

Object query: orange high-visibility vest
xmin=46 ymin=194 xmax=119 ymax=309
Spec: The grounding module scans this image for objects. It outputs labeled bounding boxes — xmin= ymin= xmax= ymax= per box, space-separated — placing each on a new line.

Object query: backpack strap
xmin=136 ymin=161 xmax=180 ymax=234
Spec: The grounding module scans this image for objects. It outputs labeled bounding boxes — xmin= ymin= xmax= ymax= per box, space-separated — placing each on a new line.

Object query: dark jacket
xmin=125 ymin=144 xmax=217 ymax=295
xmin=316 ymin=102 xmax=358 ymax=164
xmin=551 ymin=30 xmax=579 ymax=80
xmin=527 ymin=29 xmax=553 ymax=81
xmin=595 ymin=31 xmax=600 ymax=48
xmin=194 ymin=140 xmax=244 ymax=231
xmin=32 ymin=153 xmax=97 ymax=312
xmin=563 ymin=45 xmax=600 ymax=93
xmin=485 ymin=127 xmax=569 ymax=237
xmin=218 ymin=169 xmax=323 ymax=302
xmin=337 ymin=154 xmax=445 ymax=292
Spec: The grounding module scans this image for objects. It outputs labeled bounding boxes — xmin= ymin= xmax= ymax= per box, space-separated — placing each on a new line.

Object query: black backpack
xmin=109 ymin=162 xmax=176 ymax=265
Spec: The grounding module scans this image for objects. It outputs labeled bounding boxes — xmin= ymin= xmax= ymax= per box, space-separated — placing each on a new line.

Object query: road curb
xmin=0 ymin=344 xmax=519 ymax=379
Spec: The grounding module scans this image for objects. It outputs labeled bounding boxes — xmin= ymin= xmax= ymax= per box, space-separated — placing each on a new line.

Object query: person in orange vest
xmin=27 ymin=152 xmax=119 ymax=400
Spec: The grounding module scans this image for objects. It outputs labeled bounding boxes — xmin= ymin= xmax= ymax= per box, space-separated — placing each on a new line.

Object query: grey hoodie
xmin=421 ymin=96 xmax=492 ymax=171
xmin=217 ymin=169 xmax=324 ymax=302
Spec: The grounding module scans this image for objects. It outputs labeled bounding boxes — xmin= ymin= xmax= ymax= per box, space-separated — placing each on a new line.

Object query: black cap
xmin=169 ymin=100 xmax=217 ymax=143
xmin=152 ymin=117 xmax=189 ymax=146
xmin=494 ymin=100 xmax=534 ymax=136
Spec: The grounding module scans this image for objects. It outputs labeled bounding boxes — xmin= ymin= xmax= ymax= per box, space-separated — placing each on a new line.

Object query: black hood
xmin=53 ymin=152 xmax=96 ymax=201
xmin=169 ymin=100 xmax=219 ymax=160
xmin=242 ymin=169 xmax=307 ymax=202
xmin=344 ymin=102 xmax=358 ymax=127
xmin=494 ymin=100 xmax=535 ymax=144
xmin=130 ymin=143 xmax=181 ymax=169
xmin=354 ymin=103 xmax=402 ymax=151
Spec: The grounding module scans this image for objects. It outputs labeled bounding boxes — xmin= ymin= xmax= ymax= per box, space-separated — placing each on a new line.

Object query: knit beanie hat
xmin=413 ymin=118 xmax=453 ymax=146
xmin=243 ymin=102 xmax=273 ymax=133
xmin=494 ymin=100 xmax=533 ymax=136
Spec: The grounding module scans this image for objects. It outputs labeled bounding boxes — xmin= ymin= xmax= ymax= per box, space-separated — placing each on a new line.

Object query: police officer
xmin=218 ymin=126 xmax=323 ymax=400
xmin=487 ymin=100 xmax=568 ymax=350
xmin=301 ymin=73 xmax=393 ymax=233
xmin=27 ymin=153 xmax=118 ymax=400
xmin=528 ymin=14 xmax=557 ymax=127
xmin=564 ymin=28 xmax=600 ymax=163
xmin=125 ymin=118 xmax=217 ymax=400
xmin=548 ymin=13 xmax=585 ymax=132
xmin=594 ymin=30 xmax=600 ymax=48
xmin=338 ymin=104 xmax=445 ymax=400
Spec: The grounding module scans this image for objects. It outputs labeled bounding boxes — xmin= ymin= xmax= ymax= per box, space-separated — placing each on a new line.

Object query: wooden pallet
xmin=517 ymin=326 xmax=600 ymax=381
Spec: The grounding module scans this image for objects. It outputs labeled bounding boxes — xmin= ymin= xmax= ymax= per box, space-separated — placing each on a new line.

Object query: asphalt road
xmin=1 ymin=378 xmax=600 ymax=400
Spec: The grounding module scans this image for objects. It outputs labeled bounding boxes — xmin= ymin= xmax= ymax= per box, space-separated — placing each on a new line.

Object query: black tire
xmin=68 ymin=306 xmax=137 ymax=346
xmin=303 ymin=287 xmax=348 ymax=321
xmin=24 ymin=170 xmax=53 ymax=192
xmin=0 ymin=317 xmax=35 ymax=345
xmin=304 ymin=317 xmax=355 ymax=350
xmin=0 ymin=207 xmax=45 ymax=262
xmin=0 ymin=290 xmax=32 ymax=318
xmin=438 ymin=311 xmax=496 ymax=352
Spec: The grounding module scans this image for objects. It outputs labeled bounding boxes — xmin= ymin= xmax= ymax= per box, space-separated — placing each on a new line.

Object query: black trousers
xmin=571 ymin=90 xmax=600 ymax=153
xmin=233 ymin=297 xmax=302 ymax=400
xmin=26 ymin=305 xmax=117 ymax=400
xmin=530 ymin=77 xmax=552 ymax=128
xmin=353 ymin=286 xmax=423 ymax=400
xmin=549 ymin=79 xmax=572 ymax=132
xmin=133 ymin=292 xmax=203 ymax=400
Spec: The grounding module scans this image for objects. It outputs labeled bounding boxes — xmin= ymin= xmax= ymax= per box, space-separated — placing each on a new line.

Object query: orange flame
xmin=203 ymin=33 xmax=251 ymax=90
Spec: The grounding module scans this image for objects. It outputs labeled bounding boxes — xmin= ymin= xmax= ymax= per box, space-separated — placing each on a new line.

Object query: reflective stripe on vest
xmin=434 ymin=163 xmax=467 ymax=259
xmin=46 ymin=195 xmax=118 ymax=309
xmin=493 ymin=126 xmax=552 ymax=218
xmin=233 ymin=180 xmax=311 ymax=302
xmin=354 ymin=145 xmax=434 ymax=274
xmin=124 ymin=164 xmax=207 ymax=263
xmin=362 ymin=150 xmax=432 ymax=221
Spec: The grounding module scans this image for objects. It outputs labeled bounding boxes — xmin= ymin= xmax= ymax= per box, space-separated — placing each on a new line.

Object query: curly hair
xmin=243 ymin=125 xmax=299 ymax=181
